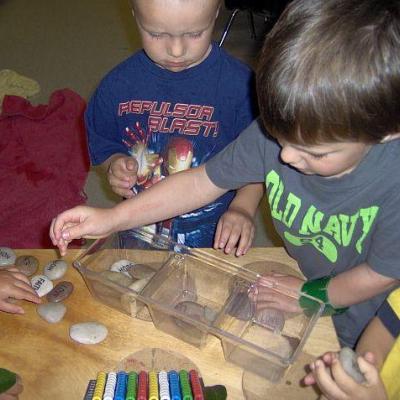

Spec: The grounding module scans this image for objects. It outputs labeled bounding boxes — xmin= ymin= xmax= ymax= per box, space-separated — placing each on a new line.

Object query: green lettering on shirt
xmin=356 ymin=206 xmax=379 ymax=253
xmin=264 ymin=170 xmax=380 ymax=263
xmin=299 ymin=206 xmax=324 ymax=234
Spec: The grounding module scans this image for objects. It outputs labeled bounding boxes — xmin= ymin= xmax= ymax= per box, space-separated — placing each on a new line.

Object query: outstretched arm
xmin=254 ymin=263 xmax=397 ymax=314
xmin=50 ymin=165 xmax=227 ymax=254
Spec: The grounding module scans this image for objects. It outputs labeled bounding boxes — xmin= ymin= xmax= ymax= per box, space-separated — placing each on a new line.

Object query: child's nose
xmin=168 ymin=37 xmax=185 ymax=58
xmin=280 ymin=146 xmax=301 ymax=165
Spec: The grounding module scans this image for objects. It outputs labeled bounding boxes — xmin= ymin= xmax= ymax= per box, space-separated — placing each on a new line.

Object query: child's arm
xmin=327 ymin=263 xmax=397 ymax=308
xmin=357 ymin=317 xmax=395 ymax=370
xmin=50 ymin=165 xmax=227 ymax=255
xmin=0 ymin=268 xmax=41 ymax=314
xmin=214 ymin=183 xmax=264 ymax=256
xmin=254 ymin=263 xmax=397 ymax=314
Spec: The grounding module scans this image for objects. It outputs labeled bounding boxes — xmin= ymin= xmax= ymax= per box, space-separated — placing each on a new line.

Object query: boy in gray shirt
xmin=50 ymin=0 xmax=400 ymax=348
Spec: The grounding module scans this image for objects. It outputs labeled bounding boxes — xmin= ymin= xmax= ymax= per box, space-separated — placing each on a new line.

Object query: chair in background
xmin=219 ymin=0 xmax=291 ymax=47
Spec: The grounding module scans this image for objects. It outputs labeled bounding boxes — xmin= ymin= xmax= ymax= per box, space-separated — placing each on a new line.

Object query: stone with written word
xmin=44 ymin=260 xmax=68 ymax=280
xmin=0 ymin=247 xmax=16 ymax=266
xmin=46 ymin=281 xmax=74 ymax=303
xmin=31 ymin=274 xmax=54 ymax=297
xmin=110 ymin=259 xmax=135 ymax=277
xmin=15 ymin=255 xmax=39 ymax=277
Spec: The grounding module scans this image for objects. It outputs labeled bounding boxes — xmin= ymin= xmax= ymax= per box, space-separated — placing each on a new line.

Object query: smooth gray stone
xmin=37 ymin=302 xmax=66 ymax=323
xmin=204 ymin=306 xmax=218 ymax=323
xmin=15 ymin=255 xmax=39 ymax=276
xmin=110 ymin=259 xmax=135 ymax=277
xmin=70 ymin=322 xmax=108 ymax=344
xmin=100 ymin=270 xmax=133 ymax=287
xmin=46 ymin=281 xmax=74 ymax=303
xmin=127 ymin=263 xmax=156 ymax=280
xmin=31 ymin=275 xmax=54 ymax=297
xmin=0 ymin=247 xmax=16 ymax=266
xmin=226 ymin=291 xmax=253 ymax=321
xmin=44 ymin=260 xmax=68 ymax=280
xmin=339 ymin=347 xmax=366 ymax=383
xmin=255 ymin=308 xmax=285 ymax=332
xmin=174 ymin=301 xmax=208 ymax=323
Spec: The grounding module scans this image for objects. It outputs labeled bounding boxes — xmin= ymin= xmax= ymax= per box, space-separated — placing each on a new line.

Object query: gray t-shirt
xmin=206 ymin=118 xmax=400 ymax=347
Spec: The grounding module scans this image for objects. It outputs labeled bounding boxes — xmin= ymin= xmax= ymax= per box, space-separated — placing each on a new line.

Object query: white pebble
xmin=44 ymin=259 xmax=68 ymax=280
xmin=110 ymin=259 xmax=135 ymax=277
xmin=70 ymin=322 xmax=108 ymax=344
xmin=37 ymin=302 xmax=66 ymax=323
xmin=31 ymin=275 xmax=54 ymax=297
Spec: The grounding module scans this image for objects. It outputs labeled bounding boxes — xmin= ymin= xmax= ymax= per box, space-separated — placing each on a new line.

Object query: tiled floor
xmin=1 ymin=0 xmax=282 ymax=246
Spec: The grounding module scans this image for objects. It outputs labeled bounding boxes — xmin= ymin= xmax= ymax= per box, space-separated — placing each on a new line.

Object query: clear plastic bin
xmin=73 ymin=229 xmax=324 ymax=383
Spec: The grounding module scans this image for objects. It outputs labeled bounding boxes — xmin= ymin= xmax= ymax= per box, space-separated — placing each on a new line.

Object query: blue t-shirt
xmin=85 ymin=43 xmax=257 ymax=247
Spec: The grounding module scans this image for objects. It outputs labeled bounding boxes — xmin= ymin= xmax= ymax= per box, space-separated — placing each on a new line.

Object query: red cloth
xmin=0 ymin=89 xmax=90 ymax=248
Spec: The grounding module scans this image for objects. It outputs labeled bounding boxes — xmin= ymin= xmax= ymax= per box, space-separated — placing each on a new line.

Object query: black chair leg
xmin=219 ymin=8 xmax=240 ymax=47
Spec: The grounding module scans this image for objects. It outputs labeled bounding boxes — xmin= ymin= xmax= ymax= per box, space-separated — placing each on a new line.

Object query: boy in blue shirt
xmin=50 ymin=0 xmax=400 ymax=348
xmin=86 ymin=0 xmax=261 ymax=252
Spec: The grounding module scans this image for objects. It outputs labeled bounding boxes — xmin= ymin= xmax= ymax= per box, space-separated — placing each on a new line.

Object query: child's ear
xmin=381 ymin=132 xmax=400 ymax=143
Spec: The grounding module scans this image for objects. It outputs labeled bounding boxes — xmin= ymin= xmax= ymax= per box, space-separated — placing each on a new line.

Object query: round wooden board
xmin=116 ymin=347 xmax=200 ymax=374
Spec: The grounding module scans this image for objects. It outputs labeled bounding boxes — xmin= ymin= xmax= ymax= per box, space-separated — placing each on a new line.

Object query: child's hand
xmin=251 ymin=274 xmax=304 ymax=313
xmin=0 ymin=269 xmax=40 ymax=314
xmin=303 ymin=352 xmax=387 ymax=400
xmin=50 ymin=206 xmax=117 ymax=256
xmin=0 ymin=371 xmax=23 ymax=400
xmin=108 ymin=155 xmax=138 ymax=198
xmin=214 ymin=208 xmax=255 ymax=256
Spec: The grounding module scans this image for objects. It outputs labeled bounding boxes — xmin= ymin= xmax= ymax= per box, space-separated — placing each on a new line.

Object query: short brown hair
xmin=257 ymin=0 xmax=400 ymax=145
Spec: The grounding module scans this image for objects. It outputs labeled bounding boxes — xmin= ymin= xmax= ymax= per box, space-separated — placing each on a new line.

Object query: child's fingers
xmin=303 ymin=367 xmax=317 ymax=386
xmin=330 ymin=357 xmax=361 ymax=395
xmin=7 ymin=270 xmax=32 ymax=286
xmin=224 ymin=225 xmax=243 ymax=255
xmin=361 ymin=351 xmax=376 ymax=366
xmin=236 ymin=226 xmax=254 ymax=256
xmin=322 ymin=352 xmax=337 ymax=366
xmin=4 ymin=374 xmax=23 ymax=396
xmin=12 ymin=283 xmax=41 ymax=303
xmin=111 ymin=184 xmax=135 ymax=198
xmin=314 ymin=359 xmax=348 ymax=400
xmin=357 ymin=356 xmax=380 ymax=385
xmin=213 ymin=220 xmax=223 ymax=249
xmin=0 ymin=299 xmax=24 ymax=314
xmin=217 ymin=221 xmax=233 ymax=252
xmin=125 ymin=158 xmax=138 ymax=172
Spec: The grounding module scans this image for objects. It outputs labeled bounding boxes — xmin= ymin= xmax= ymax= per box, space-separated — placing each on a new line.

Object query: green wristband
xmin=0 ymin=368 xmax=17 ymax=394
xmin=299 ymin=277 xmax=348 ymax=316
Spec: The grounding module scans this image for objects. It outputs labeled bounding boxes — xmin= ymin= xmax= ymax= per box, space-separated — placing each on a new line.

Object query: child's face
xmin=133 ymin=0 xmax=219 ymax=72
xmin=277 ymin=139 xmax=372 ymax=178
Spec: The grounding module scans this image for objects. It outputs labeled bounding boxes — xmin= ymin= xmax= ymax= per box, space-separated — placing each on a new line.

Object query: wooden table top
xmin=0 ymin=247 xmax=339 ymax=399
